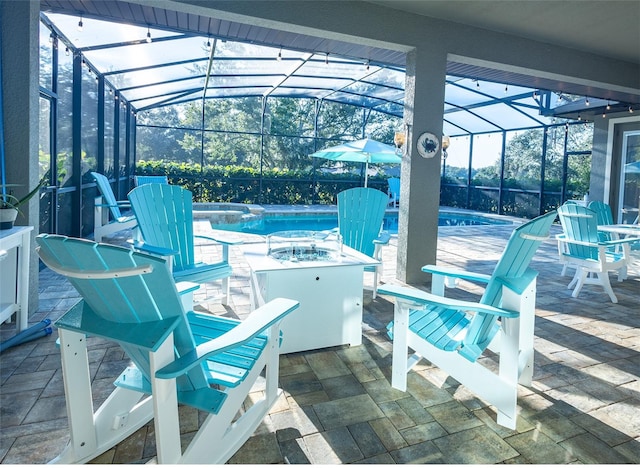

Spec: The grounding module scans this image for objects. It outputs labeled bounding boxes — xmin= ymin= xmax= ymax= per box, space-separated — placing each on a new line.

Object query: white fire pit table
xmin=242 ymin=230 xmax=379 ymax=354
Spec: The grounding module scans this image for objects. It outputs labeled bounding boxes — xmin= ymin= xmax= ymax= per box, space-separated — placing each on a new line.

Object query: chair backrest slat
xmin=128 ymin=184 xmax=196 ymax=270
xmin=337 ymin=187 xmax=388 ymax=257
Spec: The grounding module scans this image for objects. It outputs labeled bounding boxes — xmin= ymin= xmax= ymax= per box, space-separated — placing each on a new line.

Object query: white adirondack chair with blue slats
xmin=128 ymin=183 xmax=241 ymax=305
xmin=134 ymin=175 xmax=169 ymax=186
xmin=338 ymin=187 xmax=391 ymax=298
xmin=557 ymin=203 xmax=635 ymax=303
xmin=379 ymin=210 xmax=557 ymax=429
xmin=36 ymin=234 xmax=299 ymax=464
xmin=91 ymin=172 xmax=137 ymax=242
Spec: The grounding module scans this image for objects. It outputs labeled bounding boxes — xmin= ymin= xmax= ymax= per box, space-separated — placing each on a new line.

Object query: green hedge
xmin=136 ymin=160 xmax=390 ymax=204
xmin=138 ymin=161 xmax=578 ymax=218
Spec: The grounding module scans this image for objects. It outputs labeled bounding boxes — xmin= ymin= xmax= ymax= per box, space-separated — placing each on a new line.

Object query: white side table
xmin=0 ymin=226 xmax=34 ymax=331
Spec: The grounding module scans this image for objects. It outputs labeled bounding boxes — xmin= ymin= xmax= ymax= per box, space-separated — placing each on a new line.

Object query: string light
xmin=476 ymin=79 xmax=480 ymax=89
xmin=77 ymin=14 xmax=83 ymax=32
xmin=366 ymin=60 xmax=370 ymax=71
xmin=65 ymin=47 xmax=70 ymax=56
xmin=206 ymin=36 xmax=211 ymax=50
xmin=630 ymin=105 xmax=634 ymax=113
xmin=277 ymin=48 xmax=282 ymax=61
xmin=585 ymin=97 xmax=590 ymax=106
xmin=504 ymin=84 xmax=508 ymax=94
xmin=325 ymin=53 xmax=329 ymax=65
xmin=146 ymin=27 xmax=152 ymax=43
xmin=606 ymin=101 xmax=611 ymax=110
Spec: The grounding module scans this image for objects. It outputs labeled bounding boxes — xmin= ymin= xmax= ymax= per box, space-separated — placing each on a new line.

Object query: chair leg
xmin=390 ymin=301 xmax=410 ymax=392
xmin=52 ymin=329 xmax=154 ymax=464
xmin=221 ymin=275 xmax=230 ymax=306
xmin=598 ymin=271 xmax=618 ymax=303
xmin=569 ymin=268 xmax=587 ymax=297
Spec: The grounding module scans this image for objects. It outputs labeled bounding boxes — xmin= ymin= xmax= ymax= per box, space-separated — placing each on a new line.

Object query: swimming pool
xmin=210 ymin=210 xmax=510 ymax=235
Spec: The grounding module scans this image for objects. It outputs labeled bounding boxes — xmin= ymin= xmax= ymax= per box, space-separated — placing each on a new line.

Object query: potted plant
xmin=0 ymin=177 xmax=47 ymax=230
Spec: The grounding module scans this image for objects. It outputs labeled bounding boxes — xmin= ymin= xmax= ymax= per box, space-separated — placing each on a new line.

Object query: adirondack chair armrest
xmin=156 ymin=298 xmax=300 ymax=379
xmin=195 ymin=233 xmax=243 ymax=246
xmin=129 ymin=239 xmax=179 ymax=257
xmin=377 ymin=284 xmax=519 ymax=318
xmin=421 ymin=264 xmax=492 ymax=284
xmin=494 ymin=269 xmax=539 ymax=295
xmin=374 ymin=230 xmax=391 ymax=245
xmin=95 ymin=201 xmax=131 ymax=209
xmin=176 ymin=281 xmax=200 ymax=296
xmin=56 ymin=300 xmax=181 ymax=352
xmin=599 ymin=237 xmax=640 ymax=247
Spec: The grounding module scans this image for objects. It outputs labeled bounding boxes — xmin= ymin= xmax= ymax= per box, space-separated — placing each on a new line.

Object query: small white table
xmin=0 ymin=226 xmax=34 ymax=331
xmin=597 ymin=224 xmax=640 ymax=237
xmin=243 ymin=242 xmax=378 ymax=354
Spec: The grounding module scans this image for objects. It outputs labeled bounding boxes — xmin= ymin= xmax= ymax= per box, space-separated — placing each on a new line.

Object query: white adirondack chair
xmin=379 ymin=211 xmax=557 ymax=429
xmin=36 ymin=234 xmax=299 ymax=464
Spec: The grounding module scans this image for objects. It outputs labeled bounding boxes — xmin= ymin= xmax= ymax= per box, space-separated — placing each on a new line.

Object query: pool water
xmin=211 ymin=211 xmax=509 ymax=235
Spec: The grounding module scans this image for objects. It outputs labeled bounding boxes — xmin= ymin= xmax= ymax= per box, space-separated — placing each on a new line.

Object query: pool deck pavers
xmin=1 ymin=218 xmax=639 ymax=464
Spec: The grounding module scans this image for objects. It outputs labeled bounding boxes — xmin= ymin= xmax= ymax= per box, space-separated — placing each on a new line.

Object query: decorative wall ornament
xmin=417 ymin=132 xmax=440 ymax=159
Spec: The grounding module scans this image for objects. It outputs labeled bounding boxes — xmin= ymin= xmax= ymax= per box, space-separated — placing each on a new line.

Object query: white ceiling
xmin=369 ymin=0 xmax=640 ymax=65
xmin=40 ymin=0 xmax=640 ymax=106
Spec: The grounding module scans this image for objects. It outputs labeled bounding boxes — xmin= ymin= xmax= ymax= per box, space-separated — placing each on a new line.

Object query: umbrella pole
xmin=364 ymin=161 xmax=369 ymax=187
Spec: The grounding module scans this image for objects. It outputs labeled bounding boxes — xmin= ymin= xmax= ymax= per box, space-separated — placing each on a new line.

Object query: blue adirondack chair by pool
xmin=134 ymin=175 xmax=169 ymax=186
xmin=36 ymin=234 xmax=299 ymax=464
xmin=128 ymin=184 xmax=242 ymax=305
xmin=337 ymin=187 xmax=391 ymax=298
xmin=91 ymin=172 xmax=137 ymax=242
xmin=557 ymin=203 xmax=635 ymax=303
xmin=387 ymin=177 xmax=400 ymax=207
xmin=380 ymin=210 xmax=557 ymax=429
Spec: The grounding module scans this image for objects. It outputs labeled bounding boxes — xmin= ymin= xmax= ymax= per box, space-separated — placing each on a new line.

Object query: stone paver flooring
xmin=1 ymin=218 xmax=639 ymax=464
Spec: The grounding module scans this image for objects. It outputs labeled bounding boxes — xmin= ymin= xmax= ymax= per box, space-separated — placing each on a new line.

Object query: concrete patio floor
xmin=1 ymin=219 xmax=639 ymax=464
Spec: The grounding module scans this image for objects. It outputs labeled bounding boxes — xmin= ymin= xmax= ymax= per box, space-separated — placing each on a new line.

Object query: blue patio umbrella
xmin=311 ymin=138 xmax=401 ymax=187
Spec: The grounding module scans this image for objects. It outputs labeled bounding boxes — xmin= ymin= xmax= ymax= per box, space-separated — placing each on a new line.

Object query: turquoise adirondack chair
xmin=134 ymin=175 xmax=169 ymax=186
xmin=36 ymin=234 xmax=299 ymax=464
xmin=380 ymin=210 xmax=557 ymax=429
xmin=128 ymin=184 xmax=241 ymax=305
xmin=387 ymin=177 xmax=400 ymax=207
xmin=557 ymin=203 xmax=635 ymax=303
xmin=91 ymin=172 xmax=137 ymax=242
xmin=337 ymin=187 xmax=391 ymax=298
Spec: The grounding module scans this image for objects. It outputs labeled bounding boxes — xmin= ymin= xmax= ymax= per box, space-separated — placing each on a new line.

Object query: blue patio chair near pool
xmin=387 ymin=177 xmax=400 ymax=207
xmin=380 ymin=210 xmax=557 ymax=429
xmin=128 ymin=183 xmax=242 ymax=305
xmin=91 ymin=172 xmax=137 ymax=242
xmin=36 ymin=234 xmax=299 ymax=464
xmin=134 ymin=174 xmax=169 ymax=186
xmin=338 ymin=187 xmax=390 ymax=299
xmin=557 ymin=203 xmax=635 ymax=303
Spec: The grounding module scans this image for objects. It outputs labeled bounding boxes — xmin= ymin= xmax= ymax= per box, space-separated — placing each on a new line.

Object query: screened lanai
xmin=35 ymin=9 xmax=617 ymax=240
